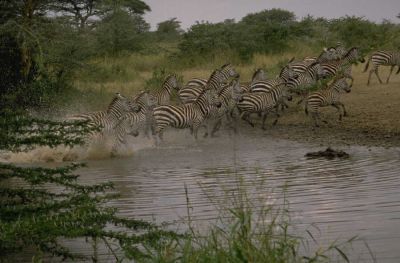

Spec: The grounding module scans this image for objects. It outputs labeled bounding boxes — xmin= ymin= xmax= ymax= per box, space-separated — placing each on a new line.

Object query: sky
xmin=144 ymin=0 xmax=400 ymax=30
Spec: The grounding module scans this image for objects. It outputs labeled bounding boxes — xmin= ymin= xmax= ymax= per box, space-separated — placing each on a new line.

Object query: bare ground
xmin=247 ymin=65 xmax=400 ymax=148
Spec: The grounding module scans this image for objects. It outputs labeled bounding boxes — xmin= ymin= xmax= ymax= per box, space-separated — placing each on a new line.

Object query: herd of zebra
xmin=68 ymin=44 xmax=400 ymax=152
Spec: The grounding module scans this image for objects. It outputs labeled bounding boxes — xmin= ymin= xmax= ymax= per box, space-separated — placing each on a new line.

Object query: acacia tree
xmin=156 ymin=17 xmax=184 ymax=40
xmin=50 ymin=0 xmax=151 ymax=28
xmin=0 ymin=105 xmax=178 ymax=261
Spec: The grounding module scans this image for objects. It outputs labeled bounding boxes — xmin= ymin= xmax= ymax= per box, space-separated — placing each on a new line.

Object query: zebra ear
xmin=323 ymin=47 xmax=328 ymax=52
xmin=288 ymin=57 xmax=295 ymax=63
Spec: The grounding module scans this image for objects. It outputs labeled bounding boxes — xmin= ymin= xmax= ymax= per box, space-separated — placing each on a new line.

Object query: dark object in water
xmin=305 ymin=147 xmax=349 ymax=159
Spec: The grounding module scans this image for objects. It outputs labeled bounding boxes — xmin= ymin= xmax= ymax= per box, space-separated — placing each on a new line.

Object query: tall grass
xmin=145 ymin=181 xmax=360 ymax=263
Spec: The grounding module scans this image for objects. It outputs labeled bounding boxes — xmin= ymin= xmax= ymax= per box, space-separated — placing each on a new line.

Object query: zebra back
xmin=151 ymin=74 xmax=180 ymax=105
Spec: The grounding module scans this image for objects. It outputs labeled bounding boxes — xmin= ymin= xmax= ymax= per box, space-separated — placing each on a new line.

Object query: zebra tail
xmin=396 ymin=66 xmax=400 ymax=75
xmin=362 ymin=57 xmax=371 ymax=73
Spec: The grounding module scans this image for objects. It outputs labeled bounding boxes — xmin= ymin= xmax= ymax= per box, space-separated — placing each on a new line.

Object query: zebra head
xmin=110 ymin=93 xmax=141 ymax=114
xmin=251 ymin=68 xmax=267 ymax=82
xmin=337 ymin=78 xmax=352 ymax=93
xmin=279 ymin=64 xmax=298 ymax=80
xmin=230 ymin=78 xmax=245 ymax=102
xmin=165 ymin=74 xmax=181 ymax=91
xmin=307 ymin=62 xmax=326 ymax=79
xmin=134 ymin=90 xmax=157 ymax=110
xmin=204 ymin=88 xmax=222 ymax=108
xmin=345 ymin=47 xmax=365 ymax=63
xmin=317 ymin=47 xmax=340 ymax=62
xmin=221 ymin=63 xmax=240 ymax=78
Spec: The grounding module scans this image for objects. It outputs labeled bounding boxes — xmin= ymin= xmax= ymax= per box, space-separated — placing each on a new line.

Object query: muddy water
xmin=7 ymin=129 xmax=400 ymax=262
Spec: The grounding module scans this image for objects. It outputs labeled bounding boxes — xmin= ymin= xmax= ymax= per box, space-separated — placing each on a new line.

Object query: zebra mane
xmin=251 ymin=68 xmax=263 ymax=80
xmin=220 ymin=63 xmax=231 ymax=69
xmin=343 ymin=47 xmax=358 ymax=58
xmin=107 ymin=93 xmax=125 ymax=113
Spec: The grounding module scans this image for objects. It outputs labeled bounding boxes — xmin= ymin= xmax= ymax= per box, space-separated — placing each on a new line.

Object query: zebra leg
xmin=272 ymin=110 xmax=281 ymax=126
xmin=367 ymin=69 xmax=374 ymax=85
xmin=386 ymin=65 xmax=395 ymax=84
xmin=332 ymin=104 xmax=343 ymax=121
xmin=336 ymin=102 xmax=347 ymax=117
xmin=375 ymin=68 xmax=383 ymax=84
xmin=261 ymin=112 xmax=268 ymax=130
xmin=311 ymin=112 xmax=320 ymax=127
xmin=241 ymin=112 xmax=255 ymax=127
xmin=211 ymin=119 xmax=222 ymax=137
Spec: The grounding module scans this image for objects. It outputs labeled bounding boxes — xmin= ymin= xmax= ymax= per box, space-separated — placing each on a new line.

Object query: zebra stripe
xmin=68 ymin=93 xmax=141 ymax=151
xmin=305 ymin=77 xmax=352 ymax=127
xmin=185 ymin=63 xmax=239 ymax=87
xmin=204 ymin=78 xmax=246 ymax=136
xmin=236 ymin=85 xmax=291 ymax=130
xmin=363 ymin=50 xmax=400 ymax=85
xmin=321 ymin=47 xmax=365 ymax=84
xmin=285 ymin=62 xmax=325 ymax=91
xmin=179 ymin=66 xmax=238 ymax=104
xmin=153 ymin=88 xmax=222 ymax=141
xmin=115 ymin=91 xmax=157 ymax=141
xmin=150 ymin=74 xmax=180 ymax=105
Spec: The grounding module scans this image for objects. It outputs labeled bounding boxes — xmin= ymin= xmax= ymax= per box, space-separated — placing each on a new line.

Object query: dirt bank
xmin=248 ymin=65 xmax=400 ymax=148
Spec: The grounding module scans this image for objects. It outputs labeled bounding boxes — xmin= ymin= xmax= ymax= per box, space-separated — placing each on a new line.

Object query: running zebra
xmin=285 ymin=62 xmax=326 ymax=92
xmin=153 ymin=86 xmax=222 ymax=142
xmin=335 ymin=42 xmax=348 ymax=58
xmin=150 ymin=74 xmax=180 ymax=105
xmin=363 ymin=50 xmax=400 ymax=85
xmin=236 ymin=86 xmax=292 ymax=130
xmin=115 ymin=91 xmax=158 ymax=141
xmin=305 ymin=77 xmax=352 ymax=127
xmin=185 ymin=63 xmax=239 ymax=87
xmin=204 ymin=78 xmax=246 ymax=136
xmin=240 ymin=68 xmax=268 ymax=92
xmin=321 ymin=47 xmax=365 ymax=85
xmin=178 ymin=63 xmax=239 ymax=103
xmin=67 ymin=93 xmax=141 ymax=151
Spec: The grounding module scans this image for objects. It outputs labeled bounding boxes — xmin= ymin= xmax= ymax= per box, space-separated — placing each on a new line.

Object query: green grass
xmin=144 ymin=182 xmax=360 ymax=263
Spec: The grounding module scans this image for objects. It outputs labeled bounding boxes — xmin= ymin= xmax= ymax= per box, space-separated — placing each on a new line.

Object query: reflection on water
xmin=7 ymin=129 xmax=400 ymax=262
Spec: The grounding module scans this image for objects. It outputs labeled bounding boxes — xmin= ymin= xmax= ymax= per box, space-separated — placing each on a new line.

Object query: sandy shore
xmin=243 ymin=64 xmax=400 ymax=148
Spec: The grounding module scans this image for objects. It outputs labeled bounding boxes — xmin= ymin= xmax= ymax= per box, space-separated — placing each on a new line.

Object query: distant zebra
xmin=236 ymin=85 xmax=292 ymax=130
xmin=285 ymin=48 xmax=339 ymax=75
xmin=115 ymin=91 xmax=158 ymax=141
xmin=363 ymin=50 xmax=400 ymax=85
xmin=178 ymin=63 xmax=239 ymax=103
xmin=185 ymin=63 xmax=239 ymax=87
xmin=67 ymin=93 xmax=141 ymax=152
xmin=153 ymin=87 xmax=222 ymax=142
xmin=321 ymin=47 xmax=365 ymax=85
xmin=305 ymin=77 xmax=352 ymax=127
xmin=335 ymin=42 xmax=348 ymax=58
xmin=150 ymin=74 xmax=180 ymax=105
xmin=286 ymin=62 xmax=326 ymax=92
xmin=304 ymin=47 xmax=340 ymax=64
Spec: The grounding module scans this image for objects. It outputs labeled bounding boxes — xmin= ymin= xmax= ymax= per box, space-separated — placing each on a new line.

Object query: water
xmin=6 ymin=129 xmax=400 ymax=262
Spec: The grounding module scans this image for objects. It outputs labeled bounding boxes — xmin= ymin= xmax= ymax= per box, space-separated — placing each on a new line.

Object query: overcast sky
xmin=144 ymin=0 xmax=400 ymax=30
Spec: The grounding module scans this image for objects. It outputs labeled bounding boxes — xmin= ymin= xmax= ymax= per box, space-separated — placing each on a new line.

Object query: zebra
xmin=303 ymin=47 xmax=340 ymax=64
xmin=236 ymin=86 xmax=292 ymax=130
xmin=67 ymin=93 xmax=141 ymax=152
xmin=115 ymin=90 xmax=158 ymax=141
xmin=305 ymin=77 xmax=352 ymax=127
xmin=335 ymin=42 xmax=348 ymax=58
xmin=321 ymin=47 xmax=365 ymax=85
xmin=153 ymin=87 xmax=222 ymax=143
xmin=185 ymin=63 xmax=239 ymax=87
xmin=178 ymin=63 xmax=239 ymax=103
xmin=204 ymin=78 xmax=247 ymax=136
xmin=363 ymin=50 xmax=400 ymax=85
xmin=239 ymin=68 xmax=268 ymax=92
xmin=150 ymin=74 xmax=180 ymax=105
